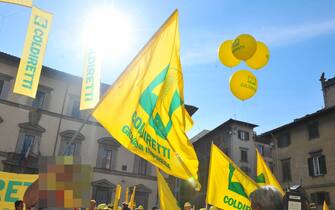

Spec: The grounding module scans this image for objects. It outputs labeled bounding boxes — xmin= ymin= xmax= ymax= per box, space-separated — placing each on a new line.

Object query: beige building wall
xmin=0 ymin=52 xmax=158 ymax=208
xmin=263 ymin=109 xmax=335 ymax=210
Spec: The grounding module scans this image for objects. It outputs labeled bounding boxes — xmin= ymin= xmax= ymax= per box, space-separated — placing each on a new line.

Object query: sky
xmin=0 ymin=0 xmax=335 ymax=138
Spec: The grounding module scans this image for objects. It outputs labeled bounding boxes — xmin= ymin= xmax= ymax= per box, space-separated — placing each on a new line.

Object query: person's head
xmin=136 ymin=205 xmax=144 ymax=210
xmin=152 ymin=206 xmax=159 ymax=210
xmin=209 ymin=206 xmax=218 ymax=210
xmin=122 ymin=202 xmax=128 ymax=207
xmin=249 ymin=186 xmax=283 ymax=210
xmin=90 ymin=200 xmax=97 ymax=209
xmin=15 ymin=200 xmax=24 ymax=210
xmin=184 ymin=202 xmax=192 ymax=210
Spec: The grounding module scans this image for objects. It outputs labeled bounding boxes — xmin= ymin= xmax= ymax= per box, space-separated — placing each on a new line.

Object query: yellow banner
xmin=206 ymin=144 xmax=259 ymax=210
xmin=13 ymin=7 xmax=52 ymax=98
xmin=92 ymin=10 xmax=199 ymax=181
xmin=80 ymin=47 xmax=101 ymax=110
xmin=256 ymin=149 xmax=284 ymax=195
xmin=0 ymin=0 xmax=32 ymax=7
xmin=113 ymin=184 xmax=122 ymax=210
xmin=0 ymin=171 xmax=38 ymax=210
xmin=156 ymin=168 xmax=181 ymax=210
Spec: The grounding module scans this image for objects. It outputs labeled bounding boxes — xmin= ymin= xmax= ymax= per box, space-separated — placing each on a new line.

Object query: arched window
xmin=58 ymin=130 xmax=85 ymax=156
xmin=96 ymin=137 xmax=120 ymax=170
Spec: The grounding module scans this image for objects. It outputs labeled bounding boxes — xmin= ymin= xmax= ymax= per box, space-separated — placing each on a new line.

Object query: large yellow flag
xmin=0 ymin=0 xmax=32 ymax=7
xmin=206 ymin=144 xmax=258 ymax=210
xmin=156 ymin=168 xmax=181 ymax=210
xmin=93 ymin=10 xmax=199 ymax=182
xmin=323 ymin=201 xmax=329 ymax=210
xmin=13 ymin=7 xmax=52 ymax=98
xmin=113 ymin=184 xmax=122 ymax=210
xmin=256 ymin=149 xmax=284 ymax=195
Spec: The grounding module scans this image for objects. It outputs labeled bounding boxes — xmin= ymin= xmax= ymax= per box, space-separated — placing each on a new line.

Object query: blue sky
xmin=1 ymin=0 xmax=335 ymax=137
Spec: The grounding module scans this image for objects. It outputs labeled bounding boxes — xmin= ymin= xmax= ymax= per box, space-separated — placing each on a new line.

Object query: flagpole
xmin=164 ymin=137 xmax=201 ymax=191
xmin=63 ymin=109 xmax=93 ymax=155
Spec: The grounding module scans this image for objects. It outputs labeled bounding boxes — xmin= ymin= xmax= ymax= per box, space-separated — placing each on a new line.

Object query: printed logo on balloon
xmin=218 ymin=34 xmax=270 ymax=100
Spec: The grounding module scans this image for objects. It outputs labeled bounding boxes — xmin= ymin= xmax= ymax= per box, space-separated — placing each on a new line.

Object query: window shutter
xmin=96 ymin=146 xmax=103 ymax=168
xmin=308 ymin=157 xmax=314 ymax=177
xmin=146 ymin=162 xmax=152 ymax=175
xmin=245 ymin=132 xmax=249 ymax=141
xmin=319 ymin=155 xmax=327 ymax=175
xmin=238 ymin=130 xmax=242 ymax=139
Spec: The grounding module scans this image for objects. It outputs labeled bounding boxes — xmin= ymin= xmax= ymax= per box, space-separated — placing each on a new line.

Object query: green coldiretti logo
xmin=256 ymin=173 xmax=266 ymax=184
xmin=139 ymin=64 xmax=183 ymax=139
xmin=228 ymin=163 xmax=248 ymax=199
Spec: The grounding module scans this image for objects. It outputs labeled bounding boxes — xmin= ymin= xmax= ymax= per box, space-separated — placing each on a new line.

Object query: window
xmin=21 ymin=134 xmax=35 ymax=158
xmin=281 ymin=158 xmax=291 ymax=182
xmin=308 ymin=152 xmax=327 ymax=177
xmin=238 ymin=130 xmax=249 ymax=141
xmin=134 ymin=155 xmax=151 ymax=176
xmin=308 ymin=122 xmax=319 ymax=140
xmin=277 ymin=133 xmax=291 ymax=148
xmin=101 ymin=149 xmax=113 ymax=169
xmin=68 ymin=95 xmax=81 ymax=118
xmin=58 ymin=130 xmax=84 ymax=156
xmin=0 ymin=80 xmax=4 ymax=96
xmin=122 ymin=165 xmax=127 ymax=171
xmin=96 ymin=137 xmax=120 ymax=170
xmin=0 ymin=74 xmax=12 ymax=99
xmin=63 ymin=142 xmax=77 ymax=156
xmin=32 ymin=90 xmax=46 ymax=108
xmin=310 ymin=192 xmax=330 ymax=205
xmin=240 ymin=148 xmax=248 ymax=162
xmin=257 ymin=144 xmax=264 ymax=155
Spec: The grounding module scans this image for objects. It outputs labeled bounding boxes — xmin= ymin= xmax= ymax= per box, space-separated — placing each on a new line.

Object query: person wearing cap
xmin=136 ymin=205 xmax=144 ymax=210
xmin=184 ymin=202 xmax=192 ymax=210
xmin=209 ymin=206 xmax=219 ymax=210
xmin=97 ymin=203 xmax=109 ymax=210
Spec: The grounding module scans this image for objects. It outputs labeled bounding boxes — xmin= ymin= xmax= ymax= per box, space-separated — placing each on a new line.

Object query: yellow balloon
xmin=218 ymin=40 xmax=240 ymax=68
xmin=246 ymin=41 xmax=270 ymax=70
xmin=229 ymin=70 xmax=258 ymax=100
xmin=232 ymin=34 xmax=257 ymax=60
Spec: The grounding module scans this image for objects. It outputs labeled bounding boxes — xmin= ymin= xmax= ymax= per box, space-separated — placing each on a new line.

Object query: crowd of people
xmin=15 ymin=185 xmax=320 ymax=210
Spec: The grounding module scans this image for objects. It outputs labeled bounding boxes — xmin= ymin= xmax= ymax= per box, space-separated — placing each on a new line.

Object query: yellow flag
xmin=256 ymin=149 xmax=284 ymax=195
xmin=156 ymin=168 xmax=181 ymax=210
xmin=13 ymin=7 xmax=52 ymax=98
xmin=323 ymin=201 xmax=329 ymax=210
xmin=206 ymin=144 xmax=259 ymax=210
xmin=113 ymin=184 xmax=122 ymax=210
xmin=128 ymin=186 xmax=136 ymax=209
xmin=0 ymin=171 xmax=38 ymax=209
xmin=125 ymin=187 xmax=129 ymax=203
xmin=93 ymin=10 xmax=199 ymax=182
xmin=0 ymin=0 xmax=32 ymax=7
xmin=80 ymin=47 xmax=101 ymax=110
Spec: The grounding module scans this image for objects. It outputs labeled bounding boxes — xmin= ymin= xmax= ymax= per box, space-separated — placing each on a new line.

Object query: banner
xmin=0 ymin=0 xmax=32 ymax=7
xmin=256 ymin=149 xmax=284 ymax=195
xmin=206 ymin=144 xmax=258 ymax=210
xmin=156 ymin=168 xmax=181 ymax=210
xmin=113 ymin=184 xmax=122 ymax=210
xmin=80 ymin=47 xmax=101 ymax=110
xmin=93 ymin=10 xmax=199 ymax=182
xmin=13 ymin=7 xmax=52 ymax=98
xmin=0 ymin=171 xmax=38 ymax=210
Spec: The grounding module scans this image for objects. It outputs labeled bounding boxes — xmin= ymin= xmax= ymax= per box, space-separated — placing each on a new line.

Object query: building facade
xmin=176 ymin=119 xmax=258 ymax=208
xmin=0 ymin=52 xmax=197 ymax=208
xmin=259 ymin=73 xmax=335 ymax=210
